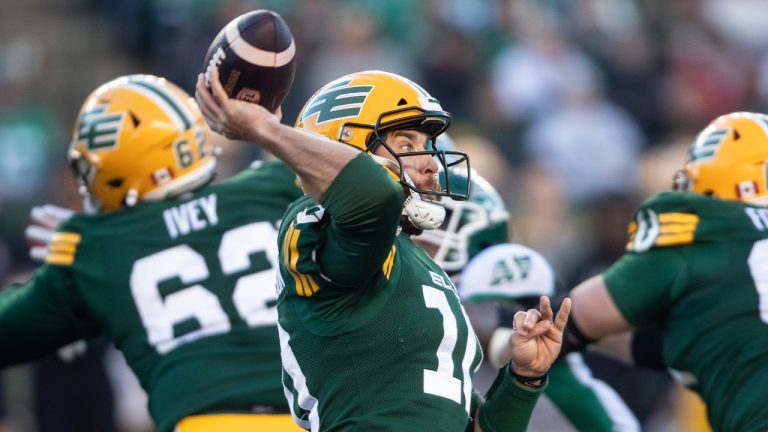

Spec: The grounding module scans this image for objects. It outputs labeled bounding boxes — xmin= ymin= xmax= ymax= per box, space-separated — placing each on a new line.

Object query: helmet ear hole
xmin=129 ymin=111 xmax=141 ymax=127
xmin=107 ymin=178 xmax=125 ymax=188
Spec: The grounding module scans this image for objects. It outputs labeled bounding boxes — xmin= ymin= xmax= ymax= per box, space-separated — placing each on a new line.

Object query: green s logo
xmin=76 ymin=104 xmax=125 ymax=150
xmin=300 ymin=80 xmax=374 ymax=124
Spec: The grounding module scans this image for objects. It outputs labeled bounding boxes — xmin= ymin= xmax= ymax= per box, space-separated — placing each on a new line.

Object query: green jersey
xmin=604 ymin=191 xmax=768 ymax=432
xmin=0 ymin=160 xmax=303 ymax=432
xmin=276 ymin=154 xmax=485 ymax=431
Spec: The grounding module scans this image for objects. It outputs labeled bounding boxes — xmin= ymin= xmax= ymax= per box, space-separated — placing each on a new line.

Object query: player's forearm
xmin=472 ymin=365 xmax=545 ymax=432
xmin=248 ymin=117 xmax=361 ymax=201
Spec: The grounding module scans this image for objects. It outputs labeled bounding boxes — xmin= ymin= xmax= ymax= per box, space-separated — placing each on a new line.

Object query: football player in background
xmin=196 ymin=68 xmax=571 ymax=432
xmin=0 ymin=74 xmax=306 ymax=432
xmin=415 ymin=167 xmax=640 ymax=432
xmin=565 ymin=111 xmax=768 ymax=432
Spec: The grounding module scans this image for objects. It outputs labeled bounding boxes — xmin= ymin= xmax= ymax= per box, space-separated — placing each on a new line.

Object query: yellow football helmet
xmin=295 ymin=70 xmax=470 ymax=200
xmin=675 ymin=111 xmax=768 ymax=204
xmin=68 ymin=74 xmax=215 ymax=212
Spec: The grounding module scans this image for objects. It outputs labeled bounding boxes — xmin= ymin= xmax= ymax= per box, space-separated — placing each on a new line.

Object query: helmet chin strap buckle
xmin=403 ymin=194 xmax=446 ymax=230
xmin=401 ymin=170 xmax=445 ymax=230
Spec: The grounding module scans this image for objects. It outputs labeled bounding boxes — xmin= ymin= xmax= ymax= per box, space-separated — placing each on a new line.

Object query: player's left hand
xmin=508 ymin=296 xmax=571 ymax=377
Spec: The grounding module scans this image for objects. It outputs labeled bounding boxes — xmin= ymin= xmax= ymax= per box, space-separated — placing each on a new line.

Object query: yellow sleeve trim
xmin=45 ymin=231 xmax=81 ymax=266
xmin=656 ymin=212 xmax=698 ymax=246
xmin=51 ymin=232 xmax=81 ymax=244
xmin=382 ymin=245 xmax=396 ymax=280
xmin=626 ymin=211 xmax=699 ymax=250
xmin=282 ymin=223 xmax=319 ymax=297
xmin=45 ymin=252 xmax=75 ymax=266
xmin=49 ymin=242 xmax=77 ymax=254
xmin=658 ymin=212 xmax=699 ymax=225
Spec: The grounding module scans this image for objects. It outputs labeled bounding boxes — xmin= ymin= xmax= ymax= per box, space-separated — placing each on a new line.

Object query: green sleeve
xmin=475 ymin=366 xmax=546 ymax=432
xmin=317 ymin=152 xmax=403 ymax=286
xmin=603 ymin=247 xmax=688 ymax=326
xmin=0 ymin=265 xmax=99 ymax=367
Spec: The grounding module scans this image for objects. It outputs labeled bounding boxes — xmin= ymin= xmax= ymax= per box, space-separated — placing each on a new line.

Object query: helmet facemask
xmin=416 ymin=168 xmax=510 ymax=272
xmin=361 ymin=106 xmax=471 ymax=201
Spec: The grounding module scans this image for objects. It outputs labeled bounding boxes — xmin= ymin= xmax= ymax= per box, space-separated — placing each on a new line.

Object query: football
xmin=202 ymin=9 xmax=296 ymax=113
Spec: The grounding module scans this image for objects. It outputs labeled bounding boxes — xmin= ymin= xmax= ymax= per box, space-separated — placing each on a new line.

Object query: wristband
xmin=508 ymin=365 xmax=547 ymax=389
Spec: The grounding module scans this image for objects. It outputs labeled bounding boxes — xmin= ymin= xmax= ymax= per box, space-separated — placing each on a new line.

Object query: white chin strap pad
xmin=403 ymin=194 xmax=446 ymax=230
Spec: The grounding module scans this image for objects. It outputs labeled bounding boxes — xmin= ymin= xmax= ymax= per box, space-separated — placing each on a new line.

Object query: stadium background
xmin=2 ymin=0 xmax=766 ymax=430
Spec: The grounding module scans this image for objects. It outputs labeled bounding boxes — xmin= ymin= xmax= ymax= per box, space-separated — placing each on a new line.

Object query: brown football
xmin=202 ymin=10 xmax=296 ymax=113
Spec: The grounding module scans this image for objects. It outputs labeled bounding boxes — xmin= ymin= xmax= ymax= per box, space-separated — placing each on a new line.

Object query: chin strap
xmin=401 ymin=171 xmax=445 ymax=230
xmin=369 ymin=153 xmax=446 ymax=231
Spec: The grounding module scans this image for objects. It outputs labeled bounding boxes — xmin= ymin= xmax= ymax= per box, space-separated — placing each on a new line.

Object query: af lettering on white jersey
xmin=458 ymin=244 xmax=555 ymax=301
xmin=163 ymin=194 xmax=219 ymax=239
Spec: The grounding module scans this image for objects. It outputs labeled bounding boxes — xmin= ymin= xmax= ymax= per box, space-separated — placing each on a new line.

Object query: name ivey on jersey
xmin=163 ymin=194 xmax=219 ymax=239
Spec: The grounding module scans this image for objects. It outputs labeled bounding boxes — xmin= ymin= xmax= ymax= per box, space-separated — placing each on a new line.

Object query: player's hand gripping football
xmin=25 ymin=204 xmax=75 ymax=262
xmin=195 ymin=69 xmax=282 ymax=143
xmin=508 ymin=296 xmax=571 ymax=377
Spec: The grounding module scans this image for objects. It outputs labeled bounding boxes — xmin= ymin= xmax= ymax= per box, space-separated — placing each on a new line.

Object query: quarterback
xmin=568 ymin=112 xmax=768 ymax=431
xmin=196 ymin=69 xmax=571 ymax=431
xmin=0 ymin=75 xmax=305 ymax=431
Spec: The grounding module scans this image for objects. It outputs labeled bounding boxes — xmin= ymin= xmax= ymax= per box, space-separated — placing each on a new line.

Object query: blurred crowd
xmin=2 ymin=0 xmax=767 ymax=430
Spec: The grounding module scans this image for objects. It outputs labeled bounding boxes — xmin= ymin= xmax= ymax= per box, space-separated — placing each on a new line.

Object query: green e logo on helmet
xmin=76 ymin=104 xmax=125 ymax=150
xmin=689 ymin=128 xmax=727 ymax=162
xmin=301 ymin=80 xmax=374 ymax=124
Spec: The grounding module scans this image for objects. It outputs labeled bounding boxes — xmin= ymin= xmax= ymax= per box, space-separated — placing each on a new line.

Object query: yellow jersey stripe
xmin=51 ymin=232 xmax=81 ymax=244
xmin=287 ymin=225 xmax=315 ymax=296
xmin=659 ymin=224 xmax=697 ymax=235
xmin=658 ymin=212 xmax=699 ymax=225
xmin=302 ymin=273 xmax=319 ymax=295
xmin=49 ymin=242 xmax=77 ymax=254
xmin=288 ymin=226 xmax=306 ymax=296
xmin=655 ymin=232 xmax=695 ymax=246
xmin=382 ymin=245 xmax=396 ymax=279
xmin=45 ymin=252 xmax=75 ymax=266
xmin=282 ymin=224 xmax=308 ymax=296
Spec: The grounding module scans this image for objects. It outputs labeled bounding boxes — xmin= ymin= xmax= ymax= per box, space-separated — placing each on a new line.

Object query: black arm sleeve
xmin=631 ymin=326 xmax=666 ymax=369
xmin=558 ymin=313 xmax=596 ymax=359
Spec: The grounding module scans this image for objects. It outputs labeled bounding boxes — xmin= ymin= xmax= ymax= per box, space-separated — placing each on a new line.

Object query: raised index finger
xmin=554 ymin=297 xmax=572 ymax=331
xmin=539 ymin=295 xmax=553 ymax=323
